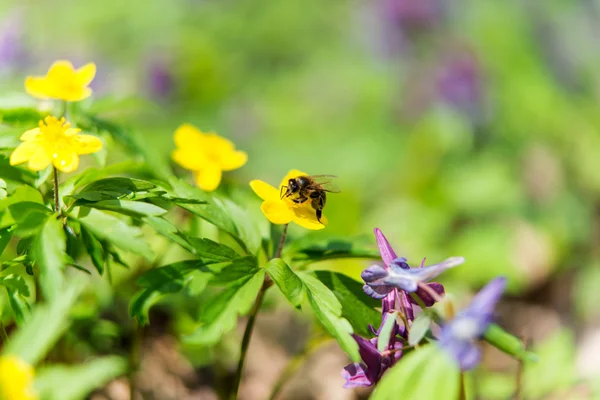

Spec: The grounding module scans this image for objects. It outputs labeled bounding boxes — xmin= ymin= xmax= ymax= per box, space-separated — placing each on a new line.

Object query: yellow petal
xmin=250 ymin=180 xmax=279 ymax=201
xmin=46 ymin=60 xmax=75 ymax=81
xmin=261 ymin=200 xmax=294 ymax=225
xmin=52 ymin=149 xmax=79 ymax=173
xmin=279 ymin=169 xmax=309 ymax=191
xmin=73 ymin=134 xmax=102 ymax=154
xmin=204 ymin=132 xmax=235 ymax=154
xmin=75 ymin=62 xmax=96 ymax=86
xmin=10 ymin=142 xmax=38 ymax=165
xmin=292 ymin=206 xmax=327 ymax=230
xmin=27 ymin=147 xmax=51 ymax=171
xmin=24 ymin=76 xmax=50 ymax=99
xmin=174 ymin=123 xmax=204 ymax=149
xmin=20 ymin=127 xmax=40 ymax=141
xmin=63 ymin=87 xmax=92 ymax=102
xmin=220 ymin=150 xmax=248 ymax=171
xmin=194 ymin=164 xmax=222 ymax=191
xmin=64 ymin=128 xmax=81 ymax=137
xmin=172 ymin=148 xmax=208 ymax=171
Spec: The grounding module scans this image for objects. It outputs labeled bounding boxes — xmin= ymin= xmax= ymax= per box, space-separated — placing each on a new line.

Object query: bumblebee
xmin=280 ymin=175 xmax=340 ymax=223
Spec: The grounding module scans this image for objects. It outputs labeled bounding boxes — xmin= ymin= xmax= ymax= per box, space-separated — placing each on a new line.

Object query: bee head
xmin=287 ymin=179 xmax=299 ymax=193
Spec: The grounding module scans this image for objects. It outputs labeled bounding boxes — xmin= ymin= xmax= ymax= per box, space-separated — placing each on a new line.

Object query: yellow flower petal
xmin=47 ymin=60 xmax=75 ymax=81
xmin=292 ymin=206 xmax=327 ymax=230
xmin=27 ymin=147 xmax=51 ymax=171
xmin=0 ymin=356 xmax=38 ymax=400
xmin=174 ymin=124 xmax=204 ymax=148
xmin=220 ymin=150 xmax=248 ymax=171
xmin=72 ymin=134 xmax=102 ymax=154
xmin=10 ymin=142 xmax=38 ymax=166
xmin=75 ymin=62 xmax=96 ymax=86
xmin=24 ymin=77 xmax=50 ymax=99
xmin=250 ymin=180 xmax=280 ymax=201
xmin=52 ymin=150 xmax=79 ymax=173
xmin=20 ymin=127 xmax=40 ymax=141
xmin=194 ymin=164 xmax=222 ymax=192
xmin=261 ymin=200 xmax=294 ymax=225
xmin=172 ymin=148 xmax=208 ymax=171
xmin=279 ymin=169 xmax=309 ymax=191
xmin=63 ymin=87 xmax=92 ymax=102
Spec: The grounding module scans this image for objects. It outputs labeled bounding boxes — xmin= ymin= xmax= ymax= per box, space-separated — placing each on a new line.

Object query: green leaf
xmin=130 ymin=260 xmax=219 ymax=324
xmin=298 ymin=272 xmax=359 ymax=362
xmin=77 ymin=207 xmax=153 ymax=258
xmin=372 ymin=345 xmax=460 ymax=400
xmin=143 ymin=216 xmax=196 ymax=254
xmin=0 ymin=185 xmax=44 ymax=228
xmin=185 ymin=260 xmax=265 ymax=345
xmin=69 ymin=177 xmax=157 ymax=202
xmin=187 ymin=237 xmax=241 ymax=263
xmin=80 ymin=114 xmax=144 ymax=156
xmin=0 ymin=274 xmax=31 ymax=325
xmin=80 ymin=199 xmax=167 ymax=217
xmin=484 ymin=323 xmax=537 ymax=362
xmin=288 ymin=235 xmax=380 ymax=263
xmin=0 ymin=178 xmax=6 ymax=199
xmin=0 ymin=107 xmax=48 ymax=127
xmin=408 ymin=313 xmax=432 ymax=346
xmin=0 ymin=227 xmax=13 ymax=255
xmin=377 ymin=311 xmax=398 ymax=352
xmin=313 ymin=271 xmax=380 ymax=337
xmin=5 ymin=202 xmax=52 ymax=236
xmin=80 ymin=225 xmax=105 ymax=275
xmin=31 ymin=216 xmax=66 ymax=301
xmin=264 ymin=258 xmax=304 ymax=307
xmin=0 ymin=157 xmax=37 ymax=186
xmin=5 ymin=282 xmax=82 ymax=364
xmin=35 ymin=356 xmax=128 ymax=400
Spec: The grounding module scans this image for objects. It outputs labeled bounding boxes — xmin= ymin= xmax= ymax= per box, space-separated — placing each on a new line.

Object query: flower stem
xmin=52 ymin=167 xmax=60 ymax=215
xmin=231 ymin=224 xmax=288 ymax=400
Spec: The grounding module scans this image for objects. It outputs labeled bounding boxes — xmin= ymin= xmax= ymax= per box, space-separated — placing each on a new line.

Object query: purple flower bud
xmin=440 ymin=277 xmax=507 ymax=370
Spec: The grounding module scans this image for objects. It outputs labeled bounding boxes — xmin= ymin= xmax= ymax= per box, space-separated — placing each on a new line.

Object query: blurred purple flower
xmin=436 ymin=50 xmax=482 ymax=115
xmin=384 ymin=0 xmax=440 ymax=31
xmin=0 ymin=10 xmax=26 ymax=71
xmin=147 ymin=59 xmax=175 ymax=99
xmin=440 ymin=277 xmax=507 ymax=370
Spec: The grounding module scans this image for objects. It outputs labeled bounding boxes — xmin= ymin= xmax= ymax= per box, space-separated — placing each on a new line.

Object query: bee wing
xmin=307 ymin=175 xmax=341 ymax=193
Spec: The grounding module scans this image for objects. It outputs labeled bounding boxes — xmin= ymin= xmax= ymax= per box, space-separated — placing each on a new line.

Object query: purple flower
xmin=439 ymin=277 xmax=507 ymax=370
xmin=362 ymin=229 xmax=464 ymax=306
xmin=147 ymin=59 xmax=175 ymax=99
xmin=341 ymin=314 xmax=403 ymax=388
xmin=436 ymin=50 xmax=483 ymax=118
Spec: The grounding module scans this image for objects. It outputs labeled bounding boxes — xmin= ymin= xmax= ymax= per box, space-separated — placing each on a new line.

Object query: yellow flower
xmin=0 ymin=356 xmax=38 ymax=400
xmin=25 ymin=60 xmax=96 ymax=102
xmin=250 ymin=169 xmax=328 ymax=230
xmin=172 ymin=124 xmax=247 ymax=192
xmin=10 ymin=116 xmax=103 ymax=173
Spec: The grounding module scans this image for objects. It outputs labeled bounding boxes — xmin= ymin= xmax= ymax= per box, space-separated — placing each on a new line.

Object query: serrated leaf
xmin=77 ymin=207 xmax=153 ymax=258
xmin=264 ymin=258 xmax=304 ymax=307
xmin=80 ymin=199 xmax=167 ymax=217
xmin=288 ymin=235 xmax=380 ymax=263
xmin=5 ymin=282 xmax=82 ymax=364
xmin=31 ymin=216 xmax=66 ymax=301
xmin=130 ymin=260 xmax=219 ymax=324
xmin=69 ymin=177 xmax=157 ymax=202
xmin=80 ymin=226 xmax=105 ymax=275
xmin=143 ymin=216 xmax=196 ymax=254
xmin=408 ymin=313 xmax=432 ymax=346
xmin=187 ymin=237 xmax=241 ymax=263
xmin=298 ymin=272 xmax=359 ymax=362
xmin=185 ymin=262 xmax=265 ymax=345
xmin=372 ymin=345 xmax=460 ymax=400
xmin=35 ymin=356 xmax=128 ymax=400
xmin=313 ymin=271 xmax=380 ymax=337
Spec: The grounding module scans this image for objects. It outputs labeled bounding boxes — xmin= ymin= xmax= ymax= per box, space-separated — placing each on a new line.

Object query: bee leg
xmin=292 ymin=196 xmax=308 ymax=204
xmin=316 ymin=209 xmax=322 ymax=223
xmin=280 ymin=186 xmax=287 ymax=199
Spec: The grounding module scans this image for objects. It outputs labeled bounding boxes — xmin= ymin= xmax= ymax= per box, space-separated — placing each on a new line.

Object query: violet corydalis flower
xmin=440 ymin=277 xmax=507 ymax=370
xmin=362 ymin=256 xmax=465 ymax=300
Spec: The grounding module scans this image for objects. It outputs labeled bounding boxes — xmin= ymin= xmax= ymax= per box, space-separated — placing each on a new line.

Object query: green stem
xmin=230 ymin=224 xmax=288 ymax=400
xmin=53 ymin=167 xmax=60 ymax=215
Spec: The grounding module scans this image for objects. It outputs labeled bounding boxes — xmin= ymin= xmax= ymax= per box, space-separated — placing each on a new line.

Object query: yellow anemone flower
xmin=250 ymin=169 xmax=328 ymax=230
xmin=25 ymin=60 xmax=96 ymax=102
xmin=171 ymin=124 xmax=247 ymax=192
xmin=0 ymin=356 xmax=38 ymax=400
xmin=10 ymin=116 xmax=103 ymax=173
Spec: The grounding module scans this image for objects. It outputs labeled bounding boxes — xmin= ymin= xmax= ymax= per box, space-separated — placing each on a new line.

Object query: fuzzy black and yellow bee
xmin=280 ymin=175 xmax=340 ymax=223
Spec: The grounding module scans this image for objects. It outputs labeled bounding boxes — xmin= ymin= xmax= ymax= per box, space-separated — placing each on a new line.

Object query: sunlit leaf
xmin=264 ymin=258 xmax=304 ymax=307
xmin=408 ymin=313 xmax=432 ymax=346
xmin=31 ymin=216 xmax=66 ymax=301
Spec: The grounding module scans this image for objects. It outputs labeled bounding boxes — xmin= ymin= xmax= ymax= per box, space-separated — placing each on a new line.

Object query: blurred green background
xmin=2 ymin=0 xmax=600 ymax=398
